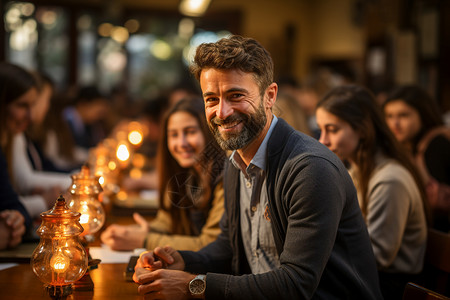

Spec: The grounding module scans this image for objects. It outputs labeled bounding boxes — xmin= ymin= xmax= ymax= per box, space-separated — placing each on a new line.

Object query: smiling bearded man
xmin=208 ymin=100 xmax=266 ymax=150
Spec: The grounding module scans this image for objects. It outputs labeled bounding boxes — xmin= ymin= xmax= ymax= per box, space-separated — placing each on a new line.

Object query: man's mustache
xmin=210 ymin=114 xmax=246 ymax=126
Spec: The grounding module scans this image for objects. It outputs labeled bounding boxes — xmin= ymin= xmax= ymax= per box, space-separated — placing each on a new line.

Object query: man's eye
xmin=205 ymin=97 xmax=218 ymax=103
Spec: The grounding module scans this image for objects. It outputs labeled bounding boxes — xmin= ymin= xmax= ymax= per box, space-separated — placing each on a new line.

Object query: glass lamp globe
xmin=31 ymin=195 xmax=88 ymax=298
xmin=68 ymin=165 xmax=105 ymax=238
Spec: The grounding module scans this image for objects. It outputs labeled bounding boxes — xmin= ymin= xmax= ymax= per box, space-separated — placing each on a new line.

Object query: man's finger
xmin=137 ymin=280 xmax=159 ymax=295
xmin=154 ymin=247 xmax=174 ymax=265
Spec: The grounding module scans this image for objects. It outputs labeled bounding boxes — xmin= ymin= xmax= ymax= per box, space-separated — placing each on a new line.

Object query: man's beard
xmin=208 ymin=101 xmax=267 ymax=150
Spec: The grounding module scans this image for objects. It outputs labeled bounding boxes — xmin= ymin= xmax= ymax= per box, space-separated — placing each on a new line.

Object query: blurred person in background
xmin=275 ymin=75 xmax=311 ymax=136
xmin=383 ymin=85 xmax=450 ymax=232
xmin=63 ymin=85 xmax=110 ymax=150
xmin=316 ymin=85 xmax=428 ymax=299
xmin=26 ymin=72 xmax=85 ymax=173
xmin=101 ymin=97 xmax=226 ymax=251
xmin=10 ymin=72 xmax=71 ymax=218
xmin=0 ymin=62 xmax=41 ymax=239
xmin=167 ymin=78 xmax=201 ymax=108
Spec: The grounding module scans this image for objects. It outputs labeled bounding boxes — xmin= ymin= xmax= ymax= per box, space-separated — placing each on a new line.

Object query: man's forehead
xmin=200 ymin=69 xmax=259 ymax=88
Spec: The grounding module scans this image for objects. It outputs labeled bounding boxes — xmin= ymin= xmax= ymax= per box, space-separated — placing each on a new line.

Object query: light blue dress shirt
xmin=230 ymin=115 xmax=280 ymax=274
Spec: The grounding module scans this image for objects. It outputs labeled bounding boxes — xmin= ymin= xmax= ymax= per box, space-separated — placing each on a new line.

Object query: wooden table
xmin=0 ymin=263 xmax=141 ymax=299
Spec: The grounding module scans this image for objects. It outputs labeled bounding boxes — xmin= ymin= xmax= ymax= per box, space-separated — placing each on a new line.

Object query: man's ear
xmin=265 ymin=83 xmax=278 ymax=109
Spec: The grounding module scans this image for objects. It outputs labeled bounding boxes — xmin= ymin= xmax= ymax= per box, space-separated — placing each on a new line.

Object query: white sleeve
xmin=12 ymin=133 xmax=72 ymax=194
xmin=19 ymin=195 xmax=48 ymax=219
xmin=44 ymin=131 xmax=88 ymax=169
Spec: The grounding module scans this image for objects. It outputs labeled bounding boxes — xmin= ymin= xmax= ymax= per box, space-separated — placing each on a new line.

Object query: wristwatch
xmin=189 ymin=274 xmax=206 ymax=298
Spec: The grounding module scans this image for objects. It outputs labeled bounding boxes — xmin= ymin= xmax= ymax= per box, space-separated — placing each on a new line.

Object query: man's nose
xmin=216 ymin=99 xmax=233 ymax=120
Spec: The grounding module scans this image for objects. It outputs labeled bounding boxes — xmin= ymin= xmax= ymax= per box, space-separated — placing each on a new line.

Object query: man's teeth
xmin=221 ymin=121 xmax=240 ymax=129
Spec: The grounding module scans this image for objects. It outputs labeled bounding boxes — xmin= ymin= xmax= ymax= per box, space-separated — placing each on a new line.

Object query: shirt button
xmin=251 ymin=206 xmax=257 ymax=212
xmin=246 ymin=181 xmax=252 ymax=188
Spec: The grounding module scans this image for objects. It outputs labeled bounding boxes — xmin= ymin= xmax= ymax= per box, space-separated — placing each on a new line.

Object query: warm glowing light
xmin=21 ymin=3 xmax=35 ymax=17
xmin=124 ymin=19 xmax=140 ymax=33
xmin=116 ymin=144 xmax=130 ymax=161
xmin=108 ymin=161 xmax=117 ymax=170
xmin=40 ymin=10 xmax=57 ymax=26
xmin=6 ymin=8 xmax=21 ymax=25
xmin=179 ymin=0 xmax=212 ymax=17
xmin=24 ymin=19 xmax=37 ymax=32
xmin=101 ymin=51 xmax=127 ymax=72
xmin=79 ymin=214 xmax=89 ymax=224
xmin=129 ymin=168 xmax=143 ymax=179
xmin=10 ymin=28 xmax=29 ymax=50
xmin=111 ymin=26 xmax=129 ymax=43
xmin=98 ymin=23 xmax=113 ymax=37
xmin=31 ymin=196 xmax=88 ymax=292
xmin=150 ymin=40 xmax=172 ymax=60
xmin=97 ymin=156 xmax=106 ymax=165
xmin=50 ymin=252 xmax=70 ymax=274
xmin=128 ymin=130 xmax=143 ymax=145
xmin=178 ymin=18 xmax=195 ymax=40
xmin=132 ymin=153 xmax=146 ymax=168
xmin=116 ymin=191 xmax=127 ymax=201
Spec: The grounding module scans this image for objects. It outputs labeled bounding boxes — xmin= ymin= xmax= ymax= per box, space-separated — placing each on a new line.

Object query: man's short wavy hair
xmin=190 ymin=35 xmax=274 ymax=95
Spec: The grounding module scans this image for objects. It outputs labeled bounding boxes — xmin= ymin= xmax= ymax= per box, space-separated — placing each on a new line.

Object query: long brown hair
xmin=0 ymin=62 xmax=36 ymax=177
xmin=317 ymin=85 xmax=429 ymax=223
xmin=157 ymin=97 xmax=225 ymax=234
xmin=27 ymin=75 xmax=78 ymax=164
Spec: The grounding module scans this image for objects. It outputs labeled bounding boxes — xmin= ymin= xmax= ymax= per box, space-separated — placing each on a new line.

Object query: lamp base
xmin=46 ymin=284 xmax=72 ymax=299
xmin=73 ymin=271 xmax=94 ymax=291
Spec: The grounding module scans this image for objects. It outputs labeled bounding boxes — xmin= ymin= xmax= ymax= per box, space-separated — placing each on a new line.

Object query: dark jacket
xmin=0 ymin=149 xmax=32 ymax=229
xmin=181 ymin=119 xmax=382 ymax=299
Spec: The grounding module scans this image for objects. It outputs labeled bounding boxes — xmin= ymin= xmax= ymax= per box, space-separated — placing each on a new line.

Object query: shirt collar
xmin=230 ymin=115 xmax=278 ymax=174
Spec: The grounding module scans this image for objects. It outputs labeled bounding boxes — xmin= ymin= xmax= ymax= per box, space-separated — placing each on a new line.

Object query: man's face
xmin=200 ymin=69 xmax=271 ymax=150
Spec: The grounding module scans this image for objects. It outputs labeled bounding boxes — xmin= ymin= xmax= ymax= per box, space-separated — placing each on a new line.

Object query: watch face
xmin=189 ymin=278 xmax=205 ymax=295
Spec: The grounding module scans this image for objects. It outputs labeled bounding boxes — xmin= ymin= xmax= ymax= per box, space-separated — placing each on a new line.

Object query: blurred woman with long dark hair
xmin=316 ymin=85 xmax=428 ymax=299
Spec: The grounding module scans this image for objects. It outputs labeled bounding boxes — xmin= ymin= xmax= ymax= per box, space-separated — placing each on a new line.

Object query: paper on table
xmin=89 ymin=244 xmax=134 ymax=264
xmin=0 ymin=263 xmax=18 ymax=271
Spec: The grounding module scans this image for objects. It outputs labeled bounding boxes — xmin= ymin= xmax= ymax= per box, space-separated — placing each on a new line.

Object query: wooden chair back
xmin=422 ymin=228 xmax=450 ymax=296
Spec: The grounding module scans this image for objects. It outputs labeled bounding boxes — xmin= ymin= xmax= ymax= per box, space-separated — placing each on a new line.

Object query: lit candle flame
xmin=116 ymin=144 xmax=130 ymax=161
xmin=50 ymin=253 xmax=70 ymax=273
xmin=108 ymin=161 xmax=117 ymax=170
xmin=128 ymin=130 xmax=143 ymax=146
xmin=80 ymin=213 xmax=89 ymax=224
